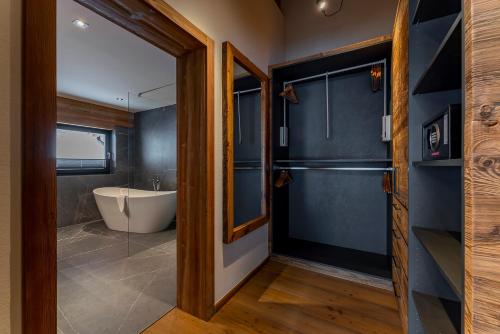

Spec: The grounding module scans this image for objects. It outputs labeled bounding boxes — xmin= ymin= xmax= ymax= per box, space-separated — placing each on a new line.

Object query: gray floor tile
xmin=57 ymin=221 xmax=176 ymax=334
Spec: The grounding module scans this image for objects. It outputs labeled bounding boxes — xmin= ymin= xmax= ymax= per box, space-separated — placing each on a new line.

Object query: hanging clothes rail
xmin=234 ymin=166 xmax=262 ymax=170
xmin=274 ymin=159 xmax=392 ymax=163
xmin=233 ymin=87 xmax=261 ymax=145
xmin=234 ymin=87 xmax=261 ymax=95
xmin=273 ymin=166 xmax=393 ymax=172
xmin=234 ymin=160 xmax=262 ymax=163
xmin=280 ymin=59 xmax=387 ymax=146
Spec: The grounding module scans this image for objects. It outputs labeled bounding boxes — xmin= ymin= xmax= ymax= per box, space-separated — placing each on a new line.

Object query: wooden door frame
xmin=22 ymin=0 xmax=215 ymax=332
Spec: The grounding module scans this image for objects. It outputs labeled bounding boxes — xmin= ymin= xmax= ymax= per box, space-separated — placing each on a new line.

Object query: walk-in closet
xmin=271 ymin=40 xmax=394 ymax=278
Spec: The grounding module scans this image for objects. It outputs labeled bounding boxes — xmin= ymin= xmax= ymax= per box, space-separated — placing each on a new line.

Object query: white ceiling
xmin=57 ymin=0 xmax=176 ymax=112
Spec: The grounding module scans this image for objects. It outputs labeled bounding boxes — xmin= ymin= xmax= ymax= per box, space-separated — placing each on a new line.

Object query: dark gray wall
xmin=287 ymin=69 xmax=389 ymax=255
xmin=57 ymin=127 xmax=132 ymax=228
xmin=133 ymin=105 xmax=177 ymax=191
xmin=288 ymin=70 xmax=387 ymax=159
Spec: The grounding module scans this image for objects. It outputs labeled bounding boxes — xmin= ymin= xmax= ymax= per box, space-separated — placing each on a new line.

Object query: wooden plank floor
xmin=144 ymin=260 xmax=403 ymax=334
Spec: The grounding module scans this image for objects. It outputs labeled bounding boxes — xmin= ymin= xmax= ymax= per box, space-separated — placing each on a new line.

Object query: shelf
xmin=413 ymin=291 xmax=460 ymax=334
xmin=413 ymin=159 xmax=463 ymax=167
xmin=412 ymin=0 xmax=461 ymax=24
xmin=413 ymin=227 xmax=463 ymax=298
xmin=413 ymin=14 xmax=462 ymax=95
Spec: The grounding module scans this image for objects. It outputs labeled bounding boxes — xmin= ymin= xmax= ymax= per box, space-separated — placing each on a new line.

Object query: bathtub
xmin=93 ymin=187 xmax=176 ymax=233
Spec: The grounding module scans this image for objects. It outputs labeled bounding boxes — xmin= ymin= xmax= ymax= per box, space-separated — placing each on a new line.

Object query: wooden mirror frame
xmin=222 ymin=41 xmax=270 ymax=244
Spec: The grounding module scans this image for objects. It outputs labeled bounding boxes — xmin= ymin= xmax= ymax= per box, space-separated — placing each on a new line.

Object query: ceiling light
xmin=72 ymin=19 xmax=89 ymax=30
xmin=316 ymin=0 xmax=343 ymax=17
xmin=317 ymin=0 xmax=327 ymax=10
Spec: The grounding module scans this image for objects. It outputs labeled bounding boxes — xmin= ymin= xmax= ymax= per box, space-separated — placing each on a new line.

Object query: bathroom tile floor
xmin=57 ymin=221 xmax=176 ymax=334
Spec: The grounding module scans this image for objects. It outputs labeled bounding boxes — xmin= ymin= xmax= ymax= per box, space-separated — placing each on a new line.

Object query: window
xmin=56 ymin=124 xmax=111 ymax=175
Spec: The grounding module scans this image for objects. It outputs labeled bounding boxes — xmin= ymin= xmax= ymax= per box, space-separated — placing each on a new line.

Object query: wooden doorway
xmin=22 ymin=0 xmax=214 ymax=332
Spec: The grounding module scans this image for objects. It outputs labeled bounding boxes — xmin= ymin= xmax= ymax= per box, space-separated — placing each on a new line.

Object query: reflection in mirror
xmin=233 ymin=63 xmax=262 ymax=228
xmin=223 ymin=41 xmax=269 ymax=244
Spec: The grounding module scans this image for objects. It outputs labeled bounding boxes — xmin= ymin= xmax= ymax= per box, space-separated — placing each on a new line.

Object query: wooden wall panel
xmin=391 ymin=1 xmax=409 ymax=333
xmin=391 ymin=0 xmax=409 ymax=209
xmin=57 ymin=96 xmax=133 ymax=129
xmin=464 ymin=0 xmax=500 ymax=333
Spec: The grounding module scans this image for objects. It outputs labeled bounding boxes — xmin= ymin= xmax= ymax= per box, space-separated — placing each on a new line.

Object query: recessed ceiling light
xmin=72 ymin=19 xmax=89 ymax=30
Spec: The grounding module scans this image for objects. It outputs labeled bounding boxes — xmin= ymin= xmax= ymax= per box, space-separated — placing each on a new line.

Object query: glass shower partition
xmin=126 ymin=88 xmax=177 ymax=256
xmin=125 ymin=86 xmax=178 ymax=331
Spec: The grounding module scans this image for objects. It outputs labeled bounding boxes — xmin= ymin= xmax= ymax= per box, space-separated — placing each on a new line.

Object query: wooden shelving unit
xmin=412 ymin=0 xmax=461 ymax=24
xmin=413 ymin=227 xmax=463 ymax=298
xmin=413 ymin=14 xmax=462 ymax=95
xmin=413 ymin=159 xmax=463 ymax=167
xmin=413 ymin=291 xmax=460 ymax=334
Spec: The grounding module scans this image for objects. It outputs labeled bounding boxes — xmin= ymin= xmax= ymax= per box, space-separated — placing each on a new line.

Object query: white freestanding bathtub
xmin=93 ymin=187 xmax=176 ymax=233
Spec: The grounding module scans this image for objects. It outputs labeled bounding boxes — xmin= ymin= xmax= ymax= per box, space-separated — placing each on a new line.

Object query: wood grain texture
xmin=22 ymin=1 xmax=57 ymax=333
xmin=391 ymin=2 xmax=409 ymax=332
xmin=391 ymin=0 xmax=409 ymax=210
xmin=464 ymin=0 xmax=500 ymax=332
xmin=394 ymin=257 xmax=408 ymax=334
xmin=57 ymin=96 xmax=133 ymax=129
xmin=269 ymin=35 xmax=393 ymax=72
xmin=176 ymin=45 xmax=215 ymax=320
xmin=144 ymin=0 xmax=209 ymax=45
xmin=145 ymin=260 xmax=403 ymax=334
xmin=392 ymin=197 xmax=408 ymax=242
xmin=393 ymin=226 xmax=408 ymax=279
xmin=214 ymin=257 xmax=269 ymax=312
xmin=222 ymin=41 xmax=270 ymax=244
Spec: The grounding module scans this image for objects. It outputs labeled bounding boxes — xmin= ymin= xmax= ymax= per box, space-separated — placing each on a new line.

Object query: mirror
xmin=223 ymin=42 xmax=270 ymax=243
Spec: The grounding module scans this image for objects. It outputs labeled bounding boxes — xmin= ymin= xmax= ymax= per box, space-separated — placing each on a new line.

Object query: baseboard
xmin=214 ymin=256 xmax=270 ymax=312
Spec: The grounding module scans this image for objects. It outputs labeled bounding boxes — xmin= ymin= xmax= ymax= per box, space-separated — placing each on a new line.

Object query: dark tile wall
xmin=133 ymin=105 xmax=177 ymax=191
xmin=57 ymin=127 xmax=132 ymax=228
xmin=57 ymin=105 xmax=177 ymax=228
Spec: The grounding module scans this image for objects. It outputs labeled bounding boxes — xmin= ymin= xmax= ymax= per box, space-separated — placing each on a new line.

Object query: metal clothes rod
xmin=235 ymin=167 xmax=262 ymax=170
xmin=274 ymin=159 xmax=392 ymax=163
xmin=273 ymin=166 xmax=393 ymax=171
xmin=325 ymin=73 xmax=330 ymax=139
xmin=283 ymin=59 xmax=386 ymax=86
xmin=237 ymin=92 xmax=242 ymax=144
xmin=383 ymin=59 xmax=387 ymax=116
xmin=233 ymin=87 xmax=261 ymax=145
xmin=281 ymin=59 xmax=387 ymax=146
xmin=234 ymin=160 xmax=262 ymax=163
xmin=233 ymin=87 xmax=261 ymax=95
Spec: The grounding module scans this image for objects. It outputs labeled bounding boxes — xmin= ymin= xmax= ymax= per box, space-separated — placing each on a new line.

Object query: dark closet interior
xmin=271 ymin=42 xmax=393 ymax=278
